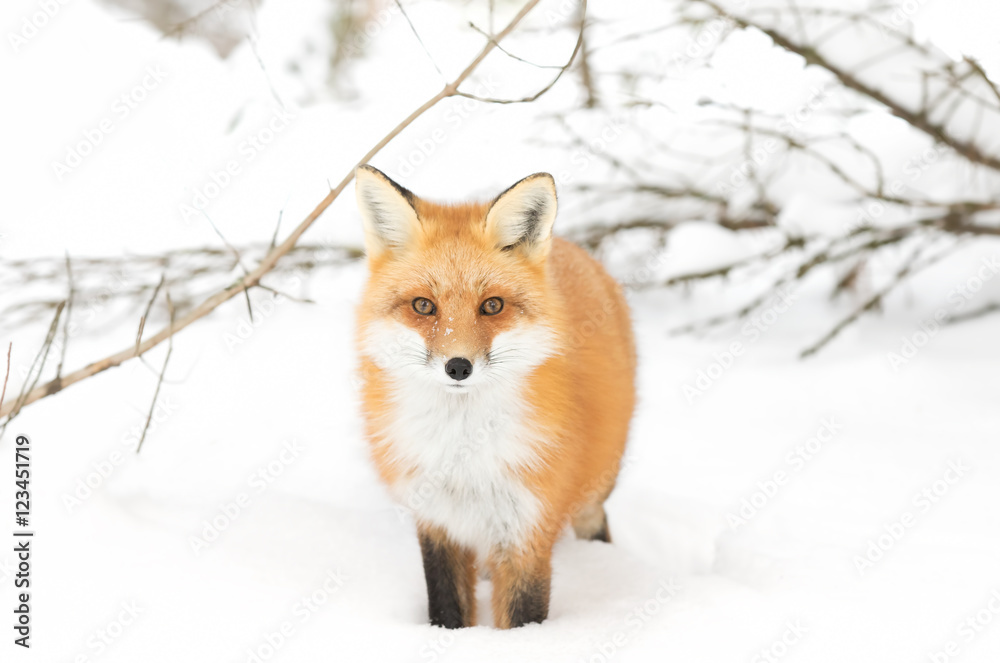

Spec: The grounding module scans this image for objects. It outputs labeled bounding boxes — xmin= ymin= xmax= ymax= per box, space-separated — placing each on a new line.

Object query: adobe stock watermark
xmin=750 ymin=620 xmax=808 ymax=663
xmin=353 ymin=326 xmax=433 ymax=395
xmin=682 ymin=286 xmax=798 ymax=403
xmin=852 ymin=143 xmax=948 ymax=232
xmin=225 ymin=235 xmax=358 ymax=353
xmin=242 ymin=567 xmax=349 ymax=663
xmin=667 ymin=8 xmax=747 ymax=77
xmin=562 ymin=243 xmax=670 ymax=350
xmin=543 ymin=0 xmax=592 ymax=26
xmin=928 ymin=588 xmax=1000 ymax=663
xmin=878 ymin=0 xmax=929 ymax=35
xmin=61 ymin=395 xmax=180 ymax=513
xmin=727 ymin=417 xmax=844 ymax=530
xmin=51 ymin=65 xmax=168 ymax=181
xmin=393 ymin=410 xmax=508 ymax=525
xmin=390 ymin=76 xmax=501 ymax=180
xmin=887 ymin=256 xmax=1000 ymax=370
xmin=70 ymin=600 xmax=144 ymax=662
xmin=222 ymin=269 xmax=305 ymax=353
xmin=577 ymin=578 xmax=680 ymax=663
xmin=189 ymin=438 xmax=305 ymax=556
xmin=12 ymin=270 xmax=130 ymax=383
xmin=833 ymin=142 xmax=949 ymax=280
xmin=419 ymin=629 xmax=456 ymax=663
xmin=555 ymin=112 xmax=634 ymax=187
xmin=8 ymin=0 xmax=73 ymax=53
xmin=342 ymin=3 xmax=400 ymax=58
xmin=208 ymin=0 xmax=245 ymax=21
xmin=852 ymin=458 xmax=970 ymax=576
xmin=618 ymin=244 xmax=670 ymax=292
xmin=178 ymin=105 xmax=296 ymax=224
xmin=715 ymin=84 xmax=834 ymax=197
xmin=565 ymin=451 xmax=638 ymax=527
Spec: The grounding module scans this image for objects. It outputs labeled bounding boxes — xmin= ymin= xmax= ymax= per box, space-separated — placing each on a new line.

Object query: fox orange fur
xmin=353 ymin=165 xmax=636 ymax=629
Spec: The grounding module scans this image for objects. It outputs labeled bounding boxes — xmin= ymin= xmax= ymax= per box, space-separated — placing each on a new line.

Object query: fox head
xmin=355 ymin=165 xmax=564 ymax=393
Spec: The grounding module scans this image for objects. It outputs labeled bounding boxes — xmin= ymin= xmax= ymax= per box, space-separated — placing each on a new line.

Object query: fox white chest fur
xmin=361 ymin=321 xmax=554 ymax=554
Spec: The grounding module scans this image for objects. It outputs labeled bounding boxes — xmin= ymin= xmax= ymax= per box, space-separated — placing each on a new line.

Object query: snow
xmin=2 ymin=0 xmax=1000 ymax=661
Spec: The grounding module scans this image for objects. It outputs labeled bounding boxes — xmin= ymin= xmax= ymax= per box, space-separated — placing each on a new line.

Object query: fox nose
xmin=445 ymin=357 xmax=473 ymax=381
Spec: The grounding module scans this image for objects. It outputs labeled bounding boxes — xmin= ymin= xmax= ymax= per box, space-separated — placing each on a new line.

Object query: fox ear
xmin=355 ymin=165 xmax=421 ymax=257
xmin=485 ymin=173 xmax=557 ymax=260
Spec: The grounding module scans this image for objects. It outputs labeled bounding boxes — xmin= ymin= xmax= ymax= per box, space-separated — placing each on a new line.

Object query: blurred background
xmin=2 ymin=0 xmax=999 ymax=661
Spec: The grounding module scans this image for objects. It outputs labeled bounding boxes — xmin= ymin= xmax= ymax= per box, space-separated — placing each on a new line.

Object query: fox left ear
xmin=355 ymin=164 xmax=421 ymax=258
xmin=485 ymin=173 xmax=557 ymax=260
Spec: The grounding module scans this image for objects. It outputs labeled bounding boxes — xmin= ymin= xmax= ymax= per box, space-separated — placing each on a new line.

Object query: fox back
xmin=353 ymin=165 xmax=635 ymax=629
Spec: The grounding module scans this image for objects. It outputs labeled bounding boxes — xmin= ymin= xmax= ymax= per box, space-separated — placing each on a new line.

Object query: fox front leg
xmin=418 ymin=525 xmax=477 ymax=628
xmin=489 ymin=547 xmax=552 ymax=629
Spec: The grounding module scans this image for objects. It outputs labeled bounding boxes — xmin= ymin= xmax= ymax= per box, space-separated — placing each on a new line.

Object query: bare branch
xmin=1 ymin=242 xmax=362 ymax=331
xmin=694 ymin=0 xmax=1000 ymax=173
xmin=948 ymin=301 xmax=1000 ymax=325
xmin=0 ymin=343 xmax=10 ymax=417
xmin=248 ymin=34 xmax=286 ymax=110
xmin=268 ymin=209 xmax=284 ymax=251
xmin=56 ymin=252 xmax=74 ymax=380
xmin=394 ymin=0 xmax=446 ymax=80
xmin=1 ymin=301 xmax=64 ymax=434
xmin=456 ymin=0 xmax=586 ymax=105
xmin=202 ymin=211 xmax=255 ymax=322
xmin=467 ymin=22 xmax=563 ymax=69
xmin=255 ymin=284 xmax=315 ymax=304
xmin=799 ymin=239 xmax=963 ymax=358
xmin=136 ymin=273 xmax=166 ymax=356
xmin=136 ymin=293 xmax=175 ymax=454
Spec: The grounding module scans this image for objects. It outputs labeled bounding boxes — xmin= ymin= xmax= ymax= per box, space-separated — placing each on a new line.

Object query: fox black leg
xmin=490 ymin=550 xmax=552 ymax=629
xmin=418 ymin=525 xmax=477 ymax=628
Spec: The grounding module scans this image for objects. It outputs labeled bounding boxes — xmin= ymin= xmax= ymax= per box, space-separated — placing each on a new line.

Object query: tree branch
xmin=0 ymin=343 xmax=10 ymax=417
xmin=695 ymin=0 xmax=1000 ymax=173
xmin=455 ymin=0 xmax=586 ymax=104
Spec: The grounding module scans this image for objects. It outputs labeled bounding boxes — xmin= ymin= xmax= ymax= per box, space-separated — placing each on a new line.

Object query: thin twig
xmin=136 ymin=273 xmax=166 ymax=356
xmin=136 ymin=293 xmax=175 ymax=454
xmin=394 ymin=0 xmax=446 ymax=80
xmin=255 ymin=284 xmax=315 ymax=304
xmin=163 ymin=0 xmax=238 ymax=39
xmin=202 ymin=211 xmax=255 ymax=322
xmin=576 ymin=4 xmax=598 ymax=107
xmin=456 ymin=0 xmax=586 ymax=105
xmin=248 ymin=35 xmax=286 ymax=110
xmin=800 ymin=239 xmax=962 ymax=357
xmin=268 ymin=209 xmax=284 ymax=251
xmin=643 ymin=240 xmax=795 ymax=290
xmin=467 ymin=22 xmax=563 ymax=69
xmin=56 ymin=252 xmax=74 ymax=380
xmin=947 ymin=301 xmax=1000 ymax=325
xmin=1 ymin=301 xmax=64 ymax=435
xmin=0 ymin=342 xmax=11 ymax=417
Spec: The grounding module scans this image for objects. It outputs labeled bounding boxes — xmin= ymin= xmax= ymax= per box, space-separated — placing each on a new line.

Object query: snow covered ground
xmin=2 ymin=0 xmax=1000 ymax=661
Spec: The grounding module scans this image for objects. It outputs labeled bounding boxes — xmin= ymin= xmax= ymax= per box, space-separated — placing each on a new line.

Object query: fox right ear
xmin=485 ymin=173 xmax=557 ymax=261
xmin=355 ymin=165 xmax=421 ymax=257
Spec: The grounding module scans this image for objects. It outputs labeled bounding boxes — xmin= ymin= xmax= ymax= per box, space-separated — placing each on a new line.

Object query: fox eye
xmin=412 ymin=297 xmax=436 ymax=315
xmin=480 ymin=297 xmax=504 ymax=316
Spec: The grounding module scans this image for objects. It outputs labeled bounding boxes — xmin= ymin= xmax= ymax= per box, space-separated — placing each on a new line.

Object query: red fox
xmin=354 ymin=165 xmax=636 ymax=629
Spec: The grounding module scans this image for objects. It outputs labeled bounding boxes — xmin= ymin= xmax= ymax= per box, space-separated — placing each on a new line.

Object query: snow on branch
xmin=555 ymin=0 xmax=1000 ymax=355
